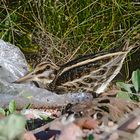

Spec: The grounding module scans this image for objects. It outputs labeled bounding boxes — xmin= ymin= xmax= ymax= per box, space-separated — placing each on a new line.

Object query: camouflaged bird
xmin=15 ymin=41 xmax=137 ymax=95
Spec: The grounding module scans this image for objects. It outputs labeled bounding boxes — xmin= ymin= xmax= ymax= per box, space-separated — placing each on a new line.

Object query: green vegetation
xmin=87 ymin=134 xmax=94 ymax=140
xmin=0 ymin=100 xmax=16 ymax=116
xmin=117 ymin=69 xmax=140 ymax=101
xmin=0 ymin=0 xmax=139 ymax=64
xmin=0 ymin=114 xmax=26 ymax=140
xmin=0 ymin=100 xmax=31 ymax=116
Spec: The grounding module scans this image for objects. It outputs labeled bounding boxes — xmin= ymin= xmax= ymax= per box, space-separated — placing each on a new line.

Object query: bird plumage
xmin=14 ymin=41 xmax=137 ymax=94
xmin=15 ymin=60 xmax=59 ymax=88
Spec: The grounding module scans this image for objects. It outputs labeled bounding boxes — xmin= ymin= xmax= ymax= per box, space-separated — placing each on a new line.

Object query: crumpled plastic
xmin=0 ymin=39 xmax=93 ymax=109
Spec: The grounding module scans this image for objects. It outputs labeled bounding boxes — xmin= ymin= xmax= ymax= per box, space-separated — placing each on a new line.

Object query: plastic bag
xmin=0 ymin=40 xmax=92 ymax=109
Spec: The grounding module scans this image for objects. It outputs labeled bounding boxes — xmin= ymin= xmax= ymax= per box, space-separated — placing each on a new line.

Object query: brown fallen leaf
xmin=75 ymin=117 xmax=99 ymax=129
xmin=0 ymin=114 xmax=5 ymax=120
xmin=99 ymin=88 xmax=118 ymax=97
xmin=55 ymin=123 xmax=83 ymax=140
xmin=96 ymin=97 xmax=140 ymax=122
xmin=63 ymin=97 xmax=140 ymax=123
xmin=24 ymin=132 xmax=36 ymax=140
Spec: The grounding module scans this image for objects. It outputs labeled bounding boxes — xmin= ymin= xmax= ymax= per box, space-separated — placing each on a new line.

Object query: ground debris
xmin=20 ymin=96 xmax=140 ymax=140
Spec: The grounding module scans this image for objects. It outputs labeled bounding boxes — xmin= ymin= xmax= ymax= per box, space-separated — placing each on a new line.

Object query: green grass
xmin=0 ymin=0 xmax=139 ymax=64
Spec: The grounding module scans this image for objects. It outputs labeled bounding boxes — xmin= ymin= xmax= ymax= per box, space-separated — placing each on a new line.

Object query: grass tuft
xmin=0 ymin=0 xmax=139 ymax=65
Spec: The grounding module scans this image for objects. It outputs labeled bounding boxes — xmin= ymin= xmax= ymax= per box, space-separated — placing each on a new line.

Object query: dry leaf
xmin=56 ymin=123 xmax=83 ymax=140
xmin=24 ymin=132 xmax=36 ymax=140
xmin=75 ymin=117 xmax=99 ymax=129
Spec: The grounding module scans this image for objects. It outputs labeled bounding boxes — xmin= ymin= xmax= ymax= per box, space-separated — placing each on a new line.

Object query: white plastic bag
xmin=0 ymin=40 xmax=92 ymax=109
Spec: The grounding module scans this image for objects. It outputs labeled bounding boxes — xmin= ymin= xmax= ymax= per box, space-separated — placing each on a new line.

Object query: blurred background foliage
xmin=0 ymin=0 xmax=139 ymax=66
